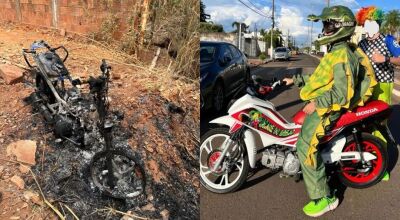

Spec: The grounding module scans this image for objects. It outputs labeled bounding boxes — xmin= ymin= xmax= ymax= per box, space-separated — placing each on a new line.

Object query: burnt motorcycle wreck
xmin=23 ymin=40 xmax=145 ymax=200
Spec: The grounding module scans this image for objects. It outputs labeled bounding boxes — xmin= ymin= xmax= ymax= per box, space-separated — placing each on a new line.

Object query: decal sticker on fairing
xmin=249 ymin=110 xmax=294 ymax=137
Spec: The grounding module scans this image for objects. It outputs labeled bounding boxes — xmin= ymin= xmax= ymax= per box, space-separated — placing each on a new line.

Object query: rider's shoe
xmin=382 ymin=171 xmax=390 ymax=181
xmin=303 ymin=196 xmax=339 ymax=217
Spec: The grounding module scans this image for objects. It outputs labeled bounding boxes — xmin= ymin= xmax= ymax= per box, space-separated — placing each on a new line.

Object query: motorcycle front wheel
xmin=200 ymin=127 xmax=249 ymax=193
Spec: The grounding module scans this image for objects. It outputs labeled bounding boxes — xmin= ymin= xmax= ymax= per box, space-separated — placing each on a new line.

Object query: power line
xmin=237 ymin=0 xmax=271 ymax=18
xmin=246 ymin=0 xmax=271 ymax=17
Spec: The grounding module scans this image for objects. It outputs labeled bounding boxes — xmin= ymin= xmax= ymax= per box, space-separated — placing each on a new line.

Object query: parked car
xmin=200 ymin=41 xmax=250 ymax=112
xmin=273 ymin=47 xmax=290 ymax=61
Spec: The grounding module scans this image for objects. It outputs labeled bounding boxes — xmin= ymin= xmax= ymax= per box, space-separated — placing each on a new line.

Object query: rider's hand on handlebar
xmin=282 ymin=77 xmax=294 ymax=86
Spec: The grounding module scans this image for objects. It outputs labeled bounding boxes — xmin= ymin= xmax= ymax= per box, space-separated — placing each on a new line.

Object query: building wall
xmin=200 ymin=33 xmax=237 ymax=46
xmin=200 ymin=32 xmax=267 ymax=57
xmin=0 ymin=0 xmax=138 ymax=34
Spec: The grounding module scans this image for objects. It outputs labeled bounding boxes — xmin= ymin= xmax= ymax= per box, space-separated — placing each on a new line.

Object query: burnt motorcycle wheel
xmin=200 ymin=127 xmax=249 ymax=193
xmin=90 ymin=150 xmax=146 ymax=200
xmin=337 ymin=133 xmax=387 ymax=189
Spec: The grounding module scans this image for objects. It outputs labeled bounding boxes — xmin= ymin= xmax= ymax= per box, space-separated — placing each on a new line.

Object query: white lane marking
xmin=308 ymin=54 xmax=321 ymax=60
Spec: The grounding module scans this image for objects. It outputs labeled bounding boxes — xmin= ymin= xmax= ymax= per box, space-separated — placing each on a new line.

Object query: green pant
xmin=296 ymin=112 xmax=330 ymax=200
xmin=371 ymin=82 xmax=393 ymax=143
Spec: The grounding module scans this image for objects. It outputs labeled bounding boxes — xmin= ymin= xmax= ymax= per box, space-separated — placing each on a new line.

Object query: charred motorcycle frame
xmin=23 ymin=40 xmax=145 ymax=200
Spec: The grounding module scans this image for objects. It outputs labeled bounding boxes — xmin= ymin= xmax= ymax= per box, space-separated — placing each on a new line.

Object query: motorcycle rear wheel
xmin=200 ymin=127 xmax=249 ymax=193
xmin=337 ymin=133 xmax=387 ymax=189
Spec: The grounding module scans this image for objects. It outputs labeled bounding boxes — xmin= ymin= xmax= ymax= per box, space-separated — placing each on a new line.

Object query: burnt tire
xmin=200 ymin=127 xmax=249 ymax=193
xmin=90 ymin=149 xmax=146 ymax=199
xmin=337 ymin=133 xmax=387 ymax=189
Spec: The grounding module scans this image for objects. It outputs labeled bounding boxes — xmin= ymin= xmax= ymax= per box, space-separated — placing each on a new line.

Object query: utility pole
xmin=310 ymin=21 xmax=313 ymax=50
xmin=270 ymin=0 xmax=275 ymax=60
xmin=327 ymin=0 xmax=330 ymax=7
xmin=287 ymin=29 xmax=289 ymax=47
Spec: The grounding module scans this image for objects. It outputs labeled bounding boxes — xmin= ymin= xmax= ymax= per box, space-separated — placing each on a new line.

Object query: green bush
xmin=259 ymin=53 xmax=266 ymax=60
xmin=200 ymin=22 xmax=224 ymax=33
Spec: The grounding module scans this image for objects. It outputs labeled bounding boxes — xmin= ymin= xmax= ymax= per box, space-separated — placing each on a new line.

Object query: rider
xmin=283 ymin=5 xmax=376 ymax=217
xmin=356 ymin=6 xmax=400 ymax=181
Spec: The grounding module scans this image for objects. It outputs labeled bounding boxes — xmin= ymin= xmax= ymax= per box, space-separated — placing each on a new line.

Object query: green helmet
xmin=308 ymin=5 xmax=356 ymax=45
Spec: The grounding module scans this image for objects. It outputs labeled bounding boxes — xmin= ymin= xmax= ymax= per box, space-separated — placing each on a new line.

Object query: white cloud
xmin=207 ymin=4 xmax=271 ymax=31
xmin=276 ymin=6 xmax=305 ymax=37
xmin=202 ymin=0 xmax=362 ymax=46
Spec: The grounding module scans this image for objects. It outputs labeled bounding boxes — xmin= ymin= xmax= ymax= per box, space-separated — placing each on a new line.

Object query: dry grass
xmin=150 ymin=0 xmax=200 ymax=80
xmin=90 ymin=0 xmax=199 ymax=80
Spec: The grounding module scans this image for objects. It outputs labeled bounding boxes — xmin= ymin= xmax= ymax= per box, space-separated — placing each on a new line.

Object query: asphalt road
xmin=200 ymin=54 xmax=400 ymax=219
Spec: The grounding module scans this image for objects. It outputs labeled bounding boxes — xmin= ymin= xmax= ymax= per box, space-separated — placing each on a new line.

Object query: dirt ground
xmin=0 ymin=22 xmax=199 ymax=219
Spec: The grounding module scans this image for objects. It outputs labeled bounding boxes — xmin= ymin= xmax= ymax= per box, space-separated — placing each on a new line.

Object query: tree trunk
xmin=139 ymin=0 xmax=151 ymax=46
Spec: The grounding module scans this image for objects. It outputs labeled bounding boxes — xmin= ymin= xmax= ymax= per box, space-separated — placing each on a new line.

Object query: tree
xmin=260 ymin=28 xmax=266 ymax=36
xmin=200 ymin=1 xmax=210 ymax=22
xmin=200 ymin=22 xmax=224 ymax=33
xmin=382 ymin=10 xmax=400 ymax=36
xmin=262 ymin=28 xmax=283 ymax=48
xmin=231 ymin=22 xmax=249 ymax=33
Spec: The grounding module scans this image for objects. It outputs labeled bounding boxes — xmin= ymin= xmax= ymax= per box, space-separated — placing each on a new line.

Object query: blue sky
xmin=202 ymin=0 xmax=400 ymax=47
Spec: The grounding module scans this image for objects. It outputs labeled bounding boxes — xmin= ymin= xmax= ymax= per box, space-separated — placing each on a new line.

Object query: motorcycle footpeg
xmin=279 ymin=173 xmax=289 ymax=178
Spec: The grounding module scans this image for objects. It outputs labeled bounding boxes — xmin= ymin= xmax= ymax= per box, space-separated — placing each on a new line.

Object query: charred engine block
xmin=261 ymin=148 xmax=300 ymax=176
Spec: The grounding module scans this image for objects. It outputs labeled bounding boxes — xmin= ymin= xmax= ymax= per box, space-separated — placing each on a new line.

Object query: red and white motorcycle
xmin=200 ymin=76 xmax=394 ymax=193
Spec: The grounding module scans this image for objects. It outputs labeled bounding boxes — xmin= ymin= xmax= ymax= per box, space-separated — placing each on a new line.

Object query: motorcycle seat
xmin=292 ymin=100 xmax=390 ymax=126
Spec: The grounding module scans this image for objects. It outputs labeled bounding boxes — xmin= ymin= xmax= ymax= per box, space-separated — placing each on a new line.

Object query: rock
xmin=160 ymin=209 xmax=170 ymax=220
xmin=6 ymin=140 xmax=37 ymax=165
xmin=0 ymin=64 xmax=24 ymax=85
xmin=18 ymin=165 xmax=30 ymax=174
xmin=141 ymin=203 xmax=155 ymax=211
xmin=60 ymin=28 xmax=66 ymax=37
xmin=10 ymin=175 xmax=25 ymax=189
xmin=23 ymin=191 xmax=42 ymax=206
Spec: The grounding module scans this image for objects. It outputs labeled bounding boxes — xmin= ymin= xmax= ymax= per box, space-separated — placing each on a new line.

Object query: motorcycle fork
xmin=212 ymin=126 xmax=245 ymax=172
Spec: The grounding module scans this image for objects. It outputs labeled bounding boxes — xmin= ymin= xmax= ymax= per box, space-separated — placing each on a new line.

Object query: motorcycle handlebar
xmin=50 ymin=46 xmax=69 ymax=62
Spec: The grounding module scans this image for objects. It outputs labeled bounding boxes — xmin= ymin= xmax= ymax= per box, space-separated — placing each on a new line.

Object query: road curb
xmin=250 ymin=59 xmax=271 ymax=71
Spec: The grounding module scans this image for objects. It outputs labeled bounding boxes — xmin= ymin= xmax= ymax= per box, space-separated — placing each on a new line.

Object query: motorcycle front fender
xmin=209 ymin=116 xmax=257 ymax=168
xmin=243 ymin=129 xmax=257 ymax=168
xmin=209 ymin=115 xmax=236 ymax=127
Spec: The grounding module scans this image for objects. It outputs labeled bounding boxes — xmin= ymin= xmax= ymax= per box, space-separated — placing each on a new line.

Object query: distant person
xmin=356 ymin=6 xmax=400 ymax=181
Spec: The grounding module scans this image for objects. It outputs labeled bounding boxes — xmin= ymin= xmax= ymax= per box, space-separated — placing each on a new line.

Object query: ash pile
xmin=27 ymin=81 xmax=199 ymax=219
